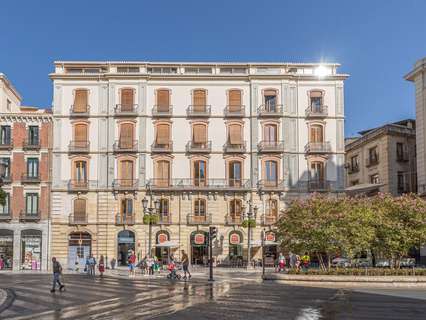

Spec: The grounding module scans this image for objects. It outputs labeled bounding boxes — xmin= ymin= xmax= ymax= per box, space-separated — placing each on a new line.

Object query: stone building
xmin=50 ymin=61 xmax=348 ymax=269
xmin=0 ymin=73 xmax=52 ymax=271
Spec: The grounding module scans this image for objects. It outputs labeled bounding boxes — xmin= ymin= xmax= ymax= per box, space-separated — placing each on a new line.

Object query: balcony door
xmin=73 ymin=199 xmax=86 ymax=224
xmin=156 ymin=124 xmax=170 ymax=148
xmin=27 ymin=158 xmax=39 ymax=178
xmin=74 ymin=124 xmax=88 ymax=148
xmin=28 ymin=126 xmax=39 ymax=145
xmin=264 ymin=90 xmax=277 ymax=112
xmin=310 ymin=161 xmax=325 ymax=182
xmin=228 ymin=90 xmax=241 ymax=112
xmin=120 ymin=160 xmax=134 ymax=187
xmin=119 ymin=123 xmax=134 ymax=149
xmin=73 ymin=89 xmax=88 ymax=113
xmin=230 ymin=199 xmax=242 ymax=221
xmin=265 ymin=199 xmax=278 ymax=223
xmin=75 ymin=161 xmax=87 ymax=185
xmin=157 ymin=89 xmax=170 ymax=112
xmin=228 ymin=124 xmax=242 ymax=146
xmin=193 ymin=124 xmax=207 ymax=148
xmin=310 ymin=125 xmax=324 ymax=143
xmin=26 ymin=193 xmax=39 ymax=216
xmin=228 ymin=161 xmax=242 ymax=187
xmin=156 ymin=160 xmax=170 ymax=187
xmin=159 ymin=199 xmax=169 ymax=221
xmin=310 ymin=91 xmax=323 ymax=112
xmin=193 ymin=89 xmax=206 ymax=112
xmin=0 ymin=126 xmax=11 ymax=145
xmin=121 ymin=89 xmax=134 ymax=112
xmin=194 ymin=198 xmax=206 ymax=222
xmin=264 ymin=124 xmax=277 ymax=144
xmin=265 ymin=160 xmax=278 ymax=186
xmin=121 ymin=199 xmax=133 ymax=216
xmin=194 ymin=160 xmax=206 ymax=186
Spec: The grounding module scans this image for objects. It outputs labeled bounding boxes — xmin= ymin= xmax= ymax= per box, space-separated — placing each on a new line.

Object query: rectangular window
xmin=369 ymin=147 xmax=378 ymax=163
xmin=73 ymin=89 xmax=88 ymax=113
xmin=351 ymin=180 xmax=359 ymax=186
xmin=229 ymin=161 xmax=242 ymax=186
xmin=0 ymin=158 xmax=10 ymax=178
xmin=157 ymin=90 xmax=170 ymax=112
xmin=0 ymin=193 xmax=9 ymax=214
xmin=350 ymin=155 xmax=359 ymax=171
xmin=396 ymin=142 xmax=405 ymax=160
xmin=194 ymin=199 xmax=206 ymax=216
xmin=6 ymin=99 xmax=11 ymax=111
xmin=117 ymin=66 xmax=140 ymax=73
xmin=397 ymin=171 xmax=405 ymax=193
xmin=265 ymin=161 xmax=277 ymax=182
xmin=28 ymin=126 xmax=39 ymax=146
xmin=0 ymin=126 xmax=11 ymax=145
xmin=75 ymin=161 xmax=87 ymax=182
xmin=228 ymin=90 xmax=242 ymax=112
xmin=194 ymin=161 xmax=206 ymax=186
xmin=27 ymin=158 xmax=39 ymax=178
xmin=121 ymin=199 xmax=133 ymax=215
xmin=26 ymin=193 xmax=39 ymax=215
xmin=370 ymin=174 xmax=379 ymax=184
xmin=264 ymin=91 xmax=277 ymax=112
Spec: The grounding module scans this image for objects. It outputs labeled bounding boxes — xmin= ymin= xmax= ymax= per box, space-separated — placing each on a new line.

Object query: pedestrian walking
xmin=181 ymin=250 xmax=191 ymax=280
xmin=0 ymin=255 xmax=4 ymax=270
xmin=295 ymin=254 xmax=301 ymax=271
xmin=74 ymin=259 xmax=80 ymax=273
xmin=110 ymin=257 xmax=116 ymax=270
xmin=289 ymin=252 xmax=297 ymax=269
xmin=277 ymin=252 xmax=286 ymax=272
xmin=128 ymin=250 xmax=136 ymax=277
xmin=88 ymin=254 xmax=96 ymax=277
xmin=50 ymin=257 xmax=65 ymax=293
xmin=146 ymin=256 xmax=154 ymax=275
xmin=98 ymin=255 xmax=105 ymax=277
xmin=301 ymin=252 xmax=310 ymax=270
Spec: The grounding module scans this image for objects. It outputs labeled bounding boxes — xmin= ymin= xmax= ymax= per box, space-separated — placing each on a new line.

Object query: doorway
xmin=190 ymin=231 xmax=208 ymax=265
xmin=68 ymin=232 xmax=92 ymax=271
xmin=117 ymin=230 xmax=135 ymax=266
xmin=0 ymin=229 xmax=13 ymax=270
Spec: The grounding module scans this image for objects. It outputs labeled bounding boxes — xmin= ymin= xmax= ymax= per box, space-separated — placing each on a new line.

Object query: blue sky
xmin=0 ymin=0 xmax=425 ymax=136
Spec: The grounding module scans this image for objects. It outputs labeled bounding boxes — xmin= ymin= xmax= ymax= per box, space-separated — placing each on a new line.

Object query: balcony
xmin=151 ymin=141 xmax=173 ymax=153
xmin=226 ymin=215 xmax=242 ymax=225
xmin=112 ymin=179 xmax=139 ymax=191
xmin=186 ymin=141 xmax=212 ymax=153
xmin=113 ymin=140 xmax=138 ymax=153
xmin=186 ymin=105 xmax=211 ymax=117
xmin=21 ymin=173 xmax=41 ymax=184
xmin=152 ymin=105 xmax=173 ymax=117
xmin=0 ymin=213 xmax=12 ymax=221
xmin=224 ymin=105 xmax=245 ymax=117
xmin=158 ymin=214 xmax=172 ymax=225
xmin=257 ymin=140 xmax=284 ymax=153
xmin=262 ymin=214 xmax=278 ymax=226
xmin=366 ymin=156 xmax=379 ymax=167
xmin=308 ymin=180 xmax=331 ymax=192
xmin=257 ymin=104 xmax=283 ymax=117
xmin=0 ymin=139 xmax=13 ymax=150
xmin=258 ymin=179 xmax=285 ymax=191
xmin=0 ymin=175 xmax=12 ymax=184
xmin=68 ymin=141 xmax=90 ymax=153
xmin=69 ymin=213 xmax=88 ymax=225
xmin=396 ymin=152 xmax=409 ymax=162
xmin=187 ymin=213 xmax=212 ymax=225
xmin=70 ymin=105 xmax=90 ymax=117
xmin=19 ymin=211 xmax=41 ymax=222
xmin=114 ymin=104 xmax=138 ymax=116
xmin=223 ymin=141 xmax=246 ymax=153
xmin=305 ymin=105 xmax=328 ymax=118
xmin=68 ymin=180 xmax=89 ymax=192
xmin=115 ymin=213 xmax=135 ymax=225
xmin=148 ymin=178 xmax=251 ymax=191
xmin=23 ymin=139 xmax=41 ymax=150
xmin=347 ymin=165 xmax=360 ymax=174
xmin=305 ymin=142 xmax=332 ymax=154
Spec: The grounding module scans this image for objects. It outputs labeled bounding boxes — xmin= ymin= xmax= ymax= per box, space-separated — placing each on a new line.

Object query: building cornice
xmin=0 ymin=113 xmax=53 ymax=122
xmin=0 ymin=73 xmax=22 ymax=102
xmin=404 ymin=57 xmax=426 ymax=81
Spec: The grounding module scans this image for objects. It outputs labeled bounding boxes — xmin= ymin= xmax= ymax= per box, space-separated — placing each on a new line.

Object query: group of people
xmin=0 ymin=255 xmax=12 ymax=270
xmin=74 ymin=254 xmax=106 ymax=277
xmin=277 ymin=252 xmax=311 ymax=272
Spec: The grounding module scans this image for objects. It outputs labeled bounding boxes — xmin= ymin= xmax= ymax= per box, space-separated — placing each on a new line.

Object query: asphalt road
xmin=0 ymin=272 xmax=425 ymax=319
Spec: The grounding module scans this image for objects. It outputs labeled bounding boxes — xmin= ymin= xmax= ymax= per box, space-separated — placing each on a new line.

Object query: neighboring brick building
xmin=0 ymin=73 xmax=52 ymax=271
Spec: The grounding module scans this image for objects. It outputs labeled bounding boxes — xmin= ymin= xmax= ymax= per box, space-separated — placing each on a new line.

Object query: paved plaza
xmin=0 ymin=271 xmax=425 ymax=319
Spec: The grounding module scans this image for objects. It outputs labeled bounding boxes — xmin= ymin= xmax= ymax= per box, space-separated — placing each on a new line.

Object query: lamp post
xmin=243 ymin=201 xmax=257 ymax=269
xmin=142 ymin=195 xmax=160 ymax=258
xmin=261 ymin=228 xmax=266 ymax=279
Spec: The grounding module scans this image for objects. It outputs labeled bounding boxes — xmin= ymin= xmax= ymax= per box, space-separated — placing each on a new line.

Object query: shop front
xmin=264 ymin=231 xmax=278 ymax=266
xmin=228 ymin=231 xmax=243 ymax=266
xmin=0 ymin=229 xmax=13 ymax=270
xmin=154 ymin=231 xmax=178 ymax=265
xmin=117 ymin=230 xmax=135 ymax=266
xmin=68 ymin=232 xmax=92 ymax=270
xmin=190 ymin=231 xmax=208 ymax=265
xmin=21 ymin=229 xmax=42 ymax=270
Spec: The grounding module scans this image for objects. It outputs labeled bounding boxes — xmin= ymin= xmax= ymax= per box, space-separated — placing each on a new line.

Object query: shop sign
xmin=229 ymin=233 xmax=241 ymax=245
xmin=157 ymin=233 xmax=168 ymax=244
xmin=118 ymin=237 xmax=134 ymax=244
xmin=0 ymin=236 xmax=13 ymax=242
xmin=265 ymin=232 xmax=275 ymax=242
xmin=193 ymin=233 xmax=205 ymax=245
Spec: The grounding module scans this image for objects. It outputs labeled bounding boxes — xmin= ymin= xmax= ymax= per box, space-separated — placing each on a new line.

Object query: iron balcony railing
xmin=151 ymin=141 xmax=173 ymax=153
xmin=366 ymin=155 xmax=379 ymax=167
xmin=112 ymin=179 xmax=139 ymax=191
xmin=258 ymin=179 xmax=285 ymax=191
xmin=186 ymin=105 xmax=211 ymax=117
xmin=1 ymin=175 xmax=12 ymax=184
xmin=396 ymin=151 xmax=409 ymax=162
xmin=225 ymin=215 xmax=243 ymax=225
xmin=70 ymin=105 xmax=90 ymax=117
xmin=257 ymin=140 xmax=284 ymax=153
xmin=21 ymin=173 xmax=41 ymax=183
xmin=261 ymin=214 xmax=278 ymax=226
xmin=347 ymin=165 xmax=360 ymax=174
xmin=308 ymin=180 xmax=331 ymax=192
xmin=305 ymin=142 xmax=332 ymax=154
xmin=69 ymin=213 xmax=88 ymax=225
xmin=115 ymin=213 xmax=135 ymax=225
xmin=148 ymin=178 xmax=251 ymax=191
xmin=114 ymin=104 xmax=138 ymax=116
xmin=305 ymin=105 xmax=328 ymax=118
xmin=186 ymin=141 xmax=212 ymax=153
xmin=69 ymin=140 xmax=90 ymax=153
xmin=68 ymin=180 xmax=89 ymax=192
xmin=0 ymin=212 xmax=12 ymax=221
xmin=113 ymin=140 xmax=138 ymax=153
xmin=152 ymin=105 xmax=173 ymax=117
xmin=19 ymin=210 xmax=41 ymax=222
xmin=257 ymin=104 xmax=283 ymax=117
xmin=187 ymin=213 xmax=212 ymax=225
xmin=23 ymin=139 xmax=41 ymax=150
xmin=0 ymin=139 xmax=13 ymax=150
xmin=223 ymin=141 xmax=246 ymax=153
xmin=224 ymin=105 xmax=245 ymax=117
xmin=158 ymin=214 xmax=172 ymax=225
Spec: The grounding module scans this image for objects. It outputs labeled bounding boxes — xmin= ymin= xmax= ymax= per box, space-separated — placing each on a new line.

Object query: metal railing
xmin=308 ymin=180 xmax=331 ymax=192
xmin=396 ymin=152 xmax=409 ymax=162
xmin=0 ymin=139 xmax=13 ymax=150
xmin=261 ymin=214 xmax=278 ymax=225
xmin=115 ymin=214 xmax=135 ymax=225
xmin=158 ymin=214 xmax=172 ymax=225
xmin=258 ymin=179 xmax=285 ymax=190
xmin=226 ymin=215 xmax=243 ymax=225
xmin=186 ymin=141 xmax=212 ymax=153
xmin=112 ymin=179 xmax=139 ymax=191
xmin=23 ymin=139 xmax=41 ymax=150
xmin=0 ymin=212 xmax=12 ymax=221
xmin=114 ymin=104 xmax=138 ymax=116
xmin=257 ymin=104 xmax=283 ymax=116
xmin=68 ymin=180 xmax=89 ymax=191
xmin=224 ymin=105 xmax=245 ymax=117
xmin=366 ymin=156 xmax=379 ymax=167
xmin=113 ymin=140 xmax=138 ymax=152
xmin=148 ymin=178 xmax=251 ymax=190
xmin=348 ymin=165 xmax=360 ymax=174
xmin=1 ymin=175 xmax=12 ymax=184
xmin=257 ymin=140 xmax=284 ymax=152
xmin=19 ymin=210 xmax=41 ymax=222
xmin=68 ymin=141 xmax=90 ymax=153
xmin=151 ymin=141 xmax=173 ymax=153
xmin=186 ymin=105 xmax=212 ymax=117
xmin=305 ymin=105 xmax=328 ymax=117
xmin=21 ymin=173 xmax=41 ymax=183
xmin=223 ymin=141 xmax=246 ymax=153
xmin=305 ymin=142 xmax=332 ymax=153
xmin=187 ymin=213 xmax=212 ymax=225
xmin=70 ymin=105 xmax=90 ymax=116
xmin=152 ymin=105 xmax=173 ymax=117
xmin=69 ymin=213 xmax=88 ymax=225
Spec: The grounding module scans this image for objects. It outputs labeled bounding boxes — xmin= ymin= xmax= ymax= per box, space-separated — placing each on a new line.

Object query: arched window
xmin=263 ymin=124 xmax=277 ymax=143
xmin=264 ymin=89 xmax=277 ymax=112
xmin=264 ymin=160 xmax=278 ymax=186
xmin=310 ymin=124 xmax=324 ymax=143
xmin=120 ymin=88 xmax=134 ymax=112
xmin=155 ymin=160 xmax=170 ymax=187
xmin=73 ymin=198 xmax=87 ymax=224
xmin=156 ymin=89 xmax=170 ymax=112
xmin=193 ymin=89 xmax=207 ymax=112
xmin=228 ymin=90 xmax=242 ymax=112
xmin=194 ymin=198 xmax=206 ymax=216
xmin=119 ymin=123 xmax=134 ymax=149
xmin=193 ymin=160 xmax=207 ymax=186
xmin=228 ymin=160 xmax=242 ymax=186
xmin=74 ymin=123 xmax=88 ymax=148
xmin=73 ymin=89 xmax=88 ymax=113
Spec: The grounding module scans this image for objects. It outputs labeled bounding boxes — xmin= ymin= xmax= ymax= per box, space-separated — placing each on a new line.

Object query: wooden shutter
xmin=120 ymin=123 xmax=133 ymax=148
xmin=157 ymin=90 xmax=170 ymax=112
xmin=74 ymin=90 xmax=88 ymax=112
xmin=121 ymin=89 xmax=134 ymax=111
xmin=229 ymin=90 xmax=241 ymax=112
xmin=193 ymin=124 xmax=206 ymax=143
xmin=75 ymin=124 xmax=87 ymax=147
xmin=310 ymin=125 xmax=323 ymax=143
xmin=74 ymin=199 xmax=86 ymax=221
xmin=264 ymin=125 xmax=276 ymax=142
xmin=264 ymin=89 xmax=276 ymax=97
xmin=156 ymin=124 xmax=169 ymax=145
xmin=193 ymin=90 xmax=206 ymax=112
xmin=157 ymin=160 xmax=170 ymax=187
xmin=120 ymin=160 xmax=133 ymax=185
xmin=229 ymin=125 xmax=241 ymax=144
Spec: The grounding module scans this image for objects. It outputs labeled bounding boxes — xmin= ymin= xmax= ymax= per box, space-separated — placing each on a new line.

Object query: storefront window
xmin=0 ymin=229 xmax=13 ymax=270
xmin=21 ymin=230 xmax=42 ymax=270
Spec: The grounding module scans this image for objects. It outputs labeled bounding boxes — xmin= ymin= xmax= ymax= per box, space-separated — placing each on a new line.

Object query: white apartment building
xmin=50 ymin=61 xmax=348 ymax=269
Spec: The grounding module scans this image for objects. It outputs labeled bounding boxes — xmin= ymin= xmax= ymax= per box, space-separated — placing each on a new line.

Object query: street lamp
xmin=243 ymin=201 xmax=258 ymax=268
xmin=142 ymin=196 xmax=160 ymax=258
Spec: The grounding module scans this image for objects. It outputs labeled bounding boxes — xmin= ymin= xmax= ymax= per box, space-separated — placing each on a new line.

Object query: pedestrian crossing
xmin=0 ymin=274 xmax=231 ymax=320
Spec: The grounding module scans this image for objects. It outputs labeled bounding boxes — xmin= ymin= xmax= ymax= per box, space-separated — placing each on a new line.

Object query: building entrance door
xmin=190 ymin=231 xmax=208 ymax=265
xmin=117 ymin=230 xmax=135 ymax=266
xmin=68 ymin=232 xmax=92 ymax=271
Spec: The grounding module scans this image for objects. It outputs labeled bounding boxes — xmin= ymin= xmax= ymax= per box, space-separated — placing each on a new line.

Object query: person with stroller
xmin=166 ymin=259 xmax=181 ymax=280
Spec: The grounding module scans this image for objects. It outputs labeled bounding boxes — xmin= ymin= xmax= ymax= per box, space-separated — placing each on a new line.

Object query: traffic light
xmin=209 ymin=226 xmax=218 ymax=240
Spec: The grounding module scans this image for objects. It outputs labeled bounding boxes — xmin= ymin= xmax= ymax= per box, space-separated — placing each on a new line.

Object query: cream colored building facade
xmin=50 ymin=61 xmax=348 ymax=269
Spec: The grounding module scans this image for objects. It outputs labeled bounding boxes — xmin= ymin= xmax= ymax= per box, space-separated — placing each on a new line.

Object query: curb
xmin=0 ymin=288 xmax=16 ymax=314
